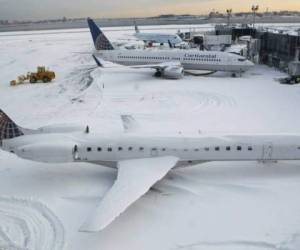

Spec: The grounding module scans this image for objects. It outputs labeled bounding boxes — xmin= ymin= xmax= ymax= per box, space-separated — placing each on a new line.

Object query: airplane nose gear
xmin=73 ymin=145 xmax=80 ymax=160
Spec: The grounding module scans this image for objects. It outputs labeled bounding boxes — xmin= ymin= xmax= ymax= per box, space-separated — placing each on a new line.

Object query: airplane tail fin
xmin=134 ymin=21 xmax=140 ymax=33
xmin=0 ymin=109 xmax=24 ymax=143
xmin=168 ymin=40 xmax=174 ymax=48
xmin=87 ymin=18 xmax=114 ymax=51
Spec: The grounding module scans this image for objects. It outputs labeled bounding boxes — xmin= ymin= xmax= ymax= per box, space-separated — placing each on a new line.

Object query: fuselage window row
xmin=117 ymin=56 xmax=221 ymax=62
xmin=86 ymin=145 xmax=254 ymax=153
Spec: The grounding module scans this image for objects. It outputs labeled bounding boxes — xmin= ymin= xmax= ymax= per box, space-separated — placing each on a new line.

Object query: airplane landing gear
xmin=154 ymin=70 xmax=162 ymax=77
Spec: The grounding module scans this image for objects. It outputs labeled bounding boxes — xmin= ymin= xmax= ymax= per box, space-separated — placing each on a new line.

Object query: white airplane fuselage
xmin=2 ymin=106 xmax=300 ymax=232
xmin=134 ymin=32 xmax=183 ymax=45
xmin=3 ymin=132 xmax=300 ymax=167
xmin=95 ymin=49 xmax=254 ymax=73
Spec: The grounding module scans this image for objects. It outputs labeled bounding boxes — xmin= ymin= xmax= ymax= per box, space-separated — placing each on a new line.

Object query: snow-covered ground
xmin=0 ymin=24 xmax=300 ymax=250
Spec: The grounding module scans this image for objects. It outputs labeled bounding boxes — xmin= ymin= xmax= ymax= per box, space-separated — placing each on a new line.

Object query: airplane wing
xmin=79 ymin=156 xmax=179 ymax=232
xmin=130 ymin=61 xmax=182 ymax=70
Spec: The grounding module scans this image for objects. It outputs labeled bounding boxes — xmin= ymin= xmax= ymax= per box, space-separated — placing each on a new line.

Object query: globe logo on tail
xmin=95 ymin=33 xmax=114 ymax=50
xmin=0 ymin=110 xmax=24 ymax=141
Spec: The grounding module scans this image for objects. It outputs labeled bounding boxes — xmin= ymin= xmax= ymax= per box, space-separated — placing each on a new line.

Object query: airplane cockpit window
xmin=238 ymin=58 xmax=246 ymax=62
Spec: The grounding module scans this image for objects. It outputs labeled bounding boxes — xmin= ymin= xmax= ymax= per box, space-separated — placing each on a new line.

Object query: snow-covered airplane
xmin=87 ymin=18 xmax=254 ymax=79
xmin=1 ymin=109 xmax=300 ymax=232
xmin=133 ymin=22 xmax=183 ymax=46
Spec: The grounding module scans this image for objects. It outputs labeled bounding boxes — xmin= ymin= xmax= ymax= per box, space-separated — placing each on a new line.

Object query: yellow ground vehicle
xmin=29 ymin=66 xmax=55 ymax=83
xmin=10 ymin=66 xmax=55 ymax=86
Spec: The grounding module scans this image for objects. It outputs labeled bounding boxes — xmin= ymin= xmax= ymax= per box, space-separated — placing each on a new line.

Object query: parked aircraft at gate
xmin=133 ymin=22 xmax=183 ymax=46
xmin=1 ymin=110 xmax=300 ymax=232
xmin=87 ymin=18 xmax=254 ymax=79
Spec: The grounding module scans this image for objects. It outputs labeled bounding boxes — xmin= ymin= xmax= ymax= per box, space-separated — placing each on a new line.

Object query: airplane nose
xmin=246 ymin=60 xmax=255 ymax=67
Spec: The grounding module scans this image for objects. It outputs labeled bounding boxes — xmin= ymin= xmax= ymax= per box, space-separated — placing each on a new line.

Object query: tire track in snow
xmin=106 ymin=91 xmax=236 ymax=114
xmin=0 ymin=197 xmax=65 ymax=250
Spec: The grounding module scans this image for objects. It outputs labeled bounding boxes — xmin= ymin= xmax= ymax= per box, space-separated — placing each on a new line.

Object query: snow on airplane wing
xmin=130 ymin=61 xmax=182 ymax=70
xmin=121 ymin=115 xmax=140 ymax=133
xmin=79 ymin=156 xmax=179 ymax=232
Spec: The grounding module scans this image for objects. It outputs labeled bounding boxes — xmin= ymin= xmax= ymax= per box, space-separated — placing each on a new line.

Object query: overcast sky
xmin=0 ymin=0 xmax=299 ymax=21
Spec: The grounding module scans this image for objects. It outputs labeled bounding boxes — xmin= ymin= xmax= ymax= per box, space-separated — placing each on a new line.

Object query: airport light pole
xmin=251 ymin=5 xmax=259 ymax=28
xmin=226 ymin=9 xmax=232 ymax=26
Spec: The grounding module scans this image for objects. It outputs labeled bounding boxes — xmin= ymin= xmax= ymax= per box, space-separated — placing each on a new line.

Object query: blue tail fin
xmin=87 ymin=18 xmax=114 ymax=51
xmin=134 ymin=21 xmax=140 ymax=33
xmin=0 ymin=109 xmax=24 ymax=143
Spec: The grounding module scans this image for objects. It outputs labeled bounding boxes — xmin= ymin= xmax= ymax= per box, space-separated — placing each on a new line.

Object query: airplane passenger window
xmin=118 ymin=147 xmax=123 ymax=151
xmin=298 ymin=147 xmax=300 ymax=150
xmin=128 ymin=147 xmax=133 ymax=151
xmin=205 ymin=147 xmax=209 ymax=151
xmin=237 ymin=146 xmax=242 ymax=151
xmin=97 ymin=147 xmax=102 ymax=152
xmin=162 ymin=148 xmax=166 ymax=151
xmin=139 ymin=147 xmax=144 ymax=151
xmin=226 ymin=146 xmax=231 ymax=151
xmin=184 ymin=149 xmax=188 ymax=152
xmin=215 ymin=147 xmax=220 ymax=151
xmin=194 ymin=149 xmax=199 ymax=151
xmin=87 ymin=147 xmax=92 ymax=152
xmin=248 ymin=146 xmax=253 ymax=151
xmin=108 ymin=147 xmax=112 ymax=152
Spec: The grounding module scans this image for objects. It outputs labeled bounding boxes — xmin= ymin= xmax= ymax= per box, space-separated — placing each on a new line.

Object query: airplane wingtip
xmin=79 ymin=214 xmax=112 ymax=233
xmin=78 ymin=222 xmax=104 ymax=233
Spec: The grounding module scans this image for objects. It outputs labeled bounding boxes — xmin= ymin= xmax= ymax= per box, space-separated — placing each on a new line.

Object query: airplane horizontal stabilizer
xmin=92 ymin=54 xmax=104 ymax=67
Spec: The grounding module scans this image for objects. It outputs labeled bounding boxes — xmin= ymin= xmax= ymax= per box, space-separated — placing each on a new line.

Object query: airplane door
xmin=73 ymin=145 xmax=80 ymax=161
xmin=151 ymin=148 xmax=159 ymax=157
xmin=262 ymin=143 xmax=273 ymax=160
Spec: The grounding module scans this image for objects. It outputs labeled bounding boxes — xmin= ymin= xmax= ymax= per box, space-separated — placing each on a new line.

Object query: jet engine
xmin=163 ymin=66 xmax=184 ymax=79
xmin=16 ymin=142 xmax=75 ymax=163
xmin=37 ymin=124 xmax=87 ymax=134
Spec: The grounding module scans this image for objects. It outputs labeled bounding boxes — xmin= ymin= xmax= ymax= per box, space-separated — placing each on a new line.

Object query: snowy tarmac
xmin=0 ymin=25 xmax=300 ymax=250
